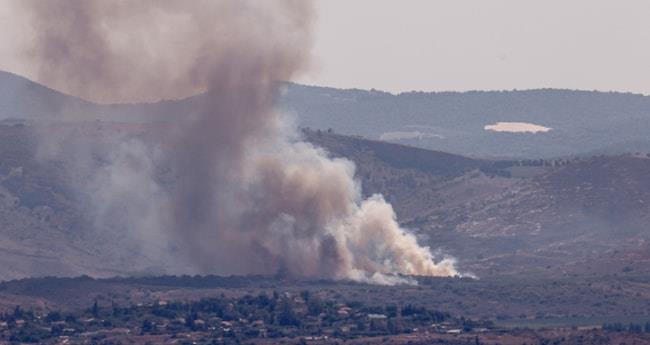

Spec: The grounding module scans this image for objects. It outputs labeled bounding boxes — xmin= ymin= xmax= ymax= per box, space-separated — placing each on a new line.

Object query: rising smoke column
xmin=18 ymin=0 xmax=458 ymax=283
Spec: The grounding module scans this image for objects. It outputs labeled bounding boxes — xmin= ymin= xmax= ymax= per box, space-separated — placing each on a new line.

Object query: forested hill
xmin=282 ymin=83 xmax=650 ymax=158
xmin=2 ymin=70 xmax=650 ymax=158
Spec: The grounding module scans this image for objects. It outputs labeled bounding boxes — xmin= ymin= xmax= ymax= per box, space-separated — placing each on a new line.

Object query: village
xmin=0 ymin=290 xmax=492 ymax=344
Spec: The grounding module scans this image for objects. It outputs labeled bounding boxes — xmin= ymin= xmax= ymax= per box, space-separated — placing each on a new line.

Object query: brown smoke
xmin=19 ymin=0 xmax=458 ymax=283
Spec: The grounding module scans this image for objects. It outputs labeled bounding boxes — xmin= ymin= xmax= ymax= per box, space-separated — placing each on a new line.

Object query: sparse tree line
xmin=602 ymin=322 xmax=650 ymax=333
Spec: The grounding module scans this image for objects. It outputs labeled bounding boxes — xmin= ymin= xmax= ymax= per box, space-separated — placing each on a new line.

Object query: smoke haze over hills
xmin=9 ymin=0 xmax=458 ymax=284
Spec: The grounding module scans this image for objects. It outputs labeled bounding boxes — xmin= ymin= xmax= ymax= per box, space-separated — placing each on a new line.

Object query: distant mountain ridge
xmin=0 ymin=70 xmax=91 ymax=120
xmin=2 ymin=69 xmax=650 ymax=158
xmin=0 ymin=70 xmax=196 ymax=123
xmin=282 ymin=83 xmax=650 ymax=158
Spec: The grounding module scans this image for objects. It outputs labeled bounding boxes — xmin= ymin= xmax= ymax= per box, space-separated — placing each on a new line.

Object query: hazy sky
xmin=1 ymin=1 xmax=649 ymax=94
xmin=303 ymin=0 xmax=650 ymax=94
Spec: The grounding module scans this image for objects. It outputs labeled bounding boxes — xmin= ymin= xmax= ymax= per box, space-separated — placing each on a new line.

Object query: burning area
xmin=15 ymin=0 xmax=459 ymax=284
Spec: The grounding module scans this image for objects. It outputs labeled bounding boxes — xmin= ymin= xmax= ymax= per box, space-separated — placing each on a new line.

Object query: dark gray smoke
xmin=19 ymin=0 xmax=458 ymax=284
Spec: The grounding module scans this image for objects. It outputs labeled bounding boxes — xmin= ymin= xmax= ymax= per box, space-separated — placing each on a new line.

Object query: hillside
xmin=0 ymin=123 xmax=490 ymax=281
xmin=0 ymin=71 xmax=649 ymax=281
xmin=301 ymin=129 xmax=516 ymax=222
xmin=0 ymin=121 xmax=649 ymax=280
xmin=0 ymin=123 xmax=170 ymax=280
xmin=282 ymin=83 xmax=650 ymax=158
xmin=301 ymin=131 xmax=650 ymax=278
xmin=0 ymin=70 xmax=195 ymax=123
xmin=3 ymin=70 xmax=650 ymax=158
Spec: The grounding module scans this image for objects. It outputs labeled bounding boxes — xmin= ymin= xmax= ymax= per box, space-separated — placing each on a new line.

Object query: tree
xmin=387 ymin=318 xmax=401 ymax=334
xmin=91 ymin=300 xmax=99 ymax=317
xmin=45 ymin=311 xmax=62 ymax=322
xmin=278 ymin=298 xmax=299 ymax=327
xmin=356 ymin=318 xmax=366 ymax=332
xmin=369 ymin=319 xmax=386 ymax=332
xmin=307 ymin=296 xmax=324 ymax=316
xmin=13 ymin=306 xmax=23 ymax=319
xmin=142 ymin=319 xmax=154 ymax=333
xmin=300 ymin=290 xmax=310 ymax=302
xmin=629 ymin=323 xmax=643 ymax=333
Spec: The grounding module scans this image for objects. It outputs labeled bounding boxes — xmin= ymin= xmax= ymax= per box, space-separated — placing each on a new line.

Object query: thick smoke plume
xmin=19 ymin=0 xmax=458 ymax=283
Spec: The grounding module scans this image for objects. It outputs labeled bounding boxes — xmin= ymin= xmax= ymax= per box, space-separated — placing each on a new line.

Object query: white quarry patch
xmin=484 ymin=122 xmax=552 ymax=133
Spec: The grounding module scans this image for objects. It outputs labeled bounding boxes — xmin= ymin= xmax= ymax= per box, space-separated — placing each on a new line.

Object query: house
xmin=63 ymin=328 xmax=76 ymax=335
xmin=193 ymin=319 xmax=206 ymax=329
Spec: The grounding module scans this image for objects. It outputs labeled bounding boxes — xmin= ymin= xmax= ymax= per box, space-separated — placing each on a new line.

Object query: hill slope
xmin=282 ymin=83 xmax=650 ymax=158
xmin=0 ymin=71 xmax=649 ymax=280
xmin=0 ymin=123 xmax=648 ymax=280
xmin=303 ymin=131 xmax=650 ymax=278
xmin=3 ymin=70 xmax=650 ymax=158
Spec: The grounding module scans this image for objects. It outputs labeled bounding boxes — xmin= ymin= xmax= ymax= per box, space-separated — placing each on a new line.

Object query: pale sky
xmin=302 ymin=0 xmax=650 ymax=94
xmin=1 ymin=1 xmax=649 ymax=94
